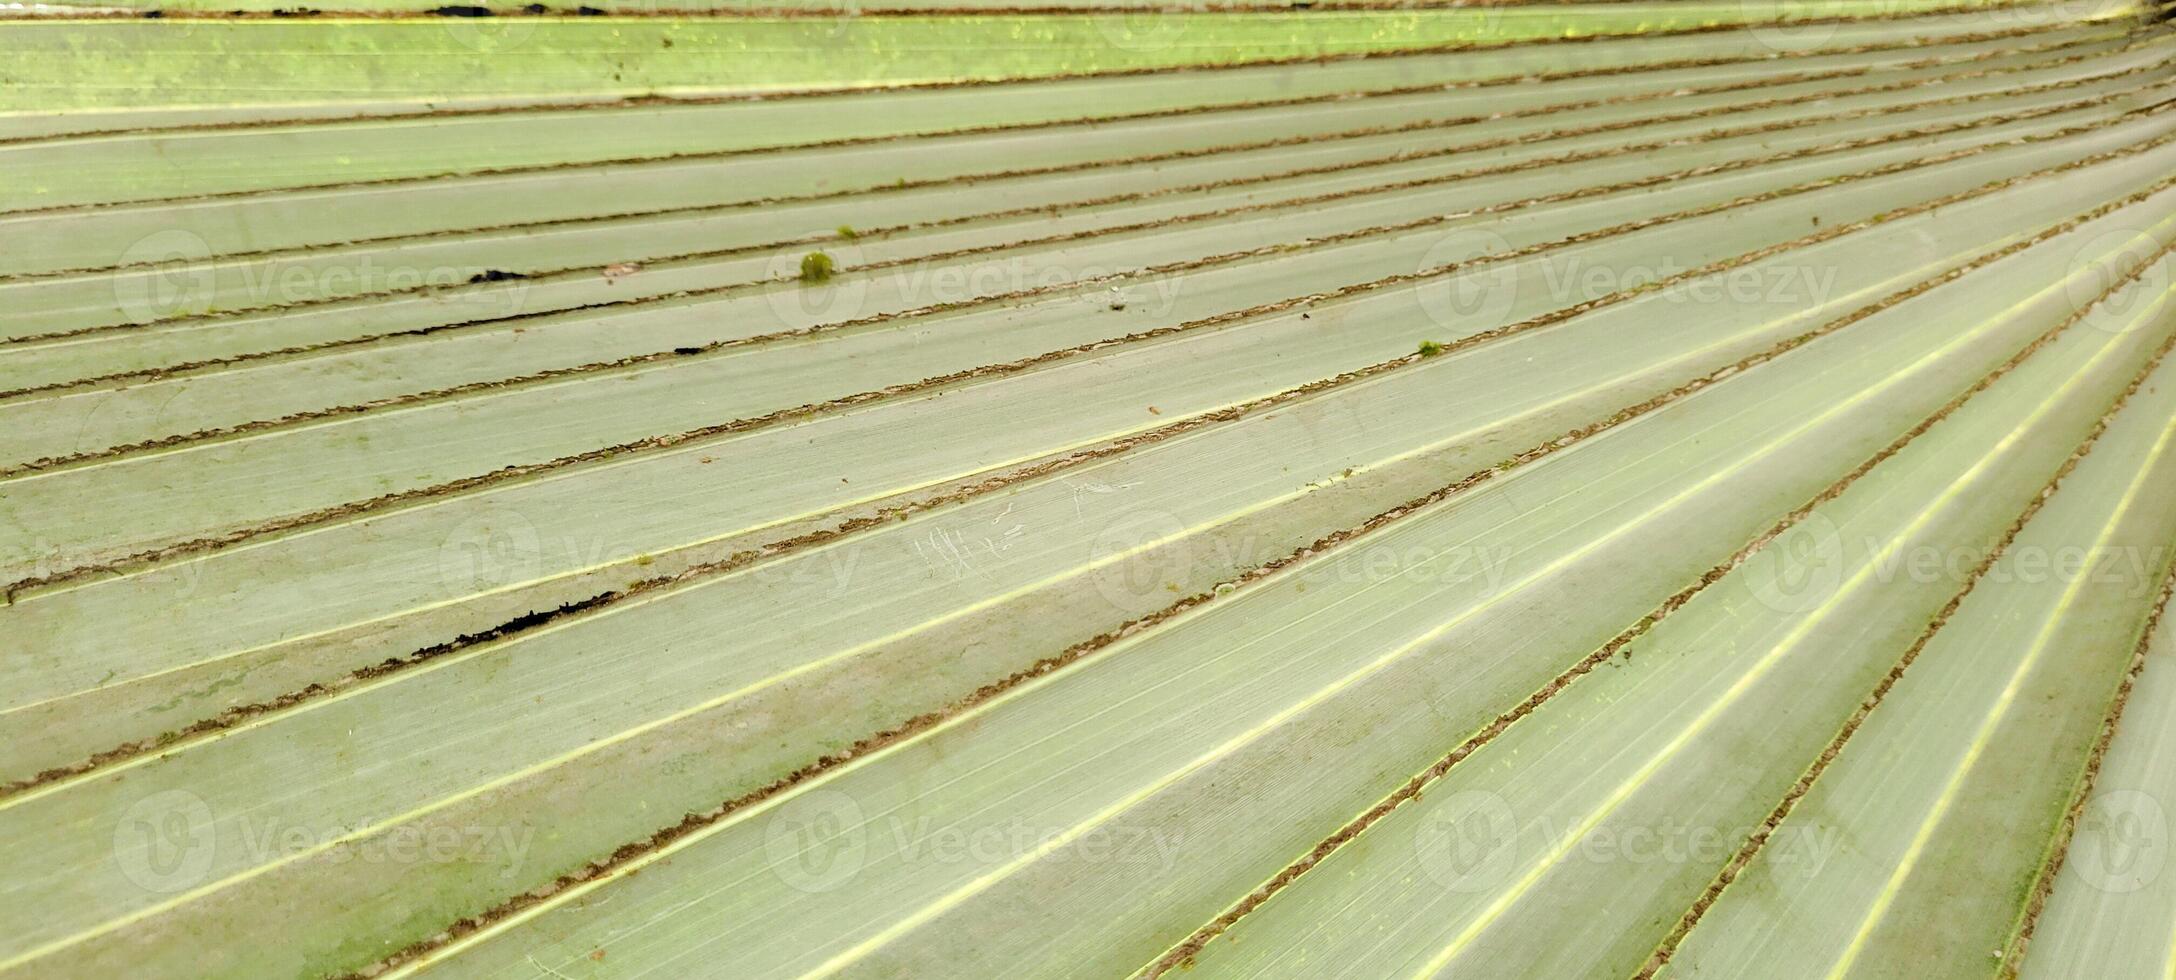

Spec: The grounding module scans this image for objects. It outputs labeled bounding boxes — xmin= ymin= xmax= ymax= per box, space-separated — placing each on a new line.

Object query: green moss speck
xmin=799 ymin=251 xmax=836 ymax=283
xmin=1417 ymin=339 xmax=1446 ymax=357
xmin=836 ymin=224 xmax=859 ymax=239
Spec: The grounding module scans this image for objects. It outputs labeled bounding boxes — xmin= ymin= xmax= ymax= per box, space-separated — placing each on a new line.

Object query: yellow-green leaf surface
xmin=0 ymin=1 xmax=2070 ymax=114
xmin=2 ymin=2 xmax=2172 ymax=978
